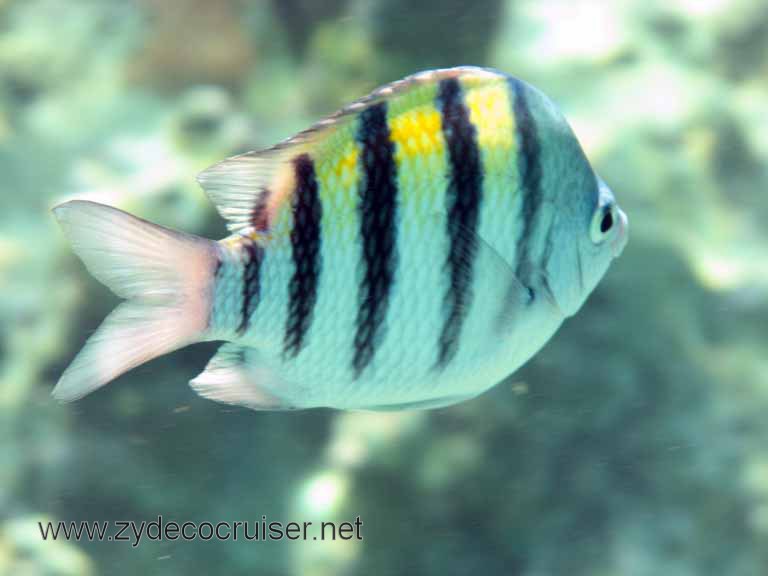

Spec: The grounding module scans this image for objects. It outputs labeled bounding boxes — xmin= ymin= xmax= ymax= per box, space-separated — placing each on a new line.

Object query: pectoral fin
xmin=430 ymin=215 xmax=552 ymax=335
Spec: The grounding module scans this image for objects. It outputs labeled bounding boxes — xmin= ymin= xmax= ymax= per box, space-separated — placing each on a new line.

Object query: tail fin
xmin=52 ymin=200 xmax=219 ymax=401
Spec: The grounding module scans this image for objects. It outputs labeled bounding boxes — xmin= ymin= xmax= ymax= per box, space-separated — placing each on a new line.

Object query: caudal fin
xmin=52 ymin=201 xmax=219 ymax=401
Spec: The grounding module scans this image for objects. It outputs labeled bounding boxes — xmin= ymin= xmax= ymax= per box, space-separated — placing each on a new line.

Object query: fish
xmin=52 ymin=66 xmax=628 ymax=411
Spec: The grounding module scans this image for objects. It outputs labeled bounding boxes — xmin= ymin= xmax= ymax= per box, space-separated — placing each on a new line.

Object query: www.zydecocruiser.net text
xmin=38 ymin=516 xmax=364 ymax=547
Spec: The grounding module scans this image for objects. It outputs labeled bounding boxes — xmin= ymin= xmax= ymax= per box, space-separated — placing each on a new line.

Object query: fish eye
xmin=600 ymin=210 xmax=613 ymax=233
xmin=590 ymin=204 xmax=616 ymax=244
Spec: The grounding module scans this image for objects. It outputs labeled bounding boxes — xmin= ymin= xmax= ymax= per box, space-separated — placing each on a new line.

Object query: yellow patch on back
xmin=387 ymin=103 xmax=448 ymax=232
xmin=463 ymin=78 xmax=518 ymax=211
xmin=314 ymin=125 xmax=361 ymax=237
xmin=389 ymin=107 xmax=444 ymax=162
xmin=337 ymin=147 xmax=358 ymax=188
xmin=463 ymin=80 xmax=515 ymax=152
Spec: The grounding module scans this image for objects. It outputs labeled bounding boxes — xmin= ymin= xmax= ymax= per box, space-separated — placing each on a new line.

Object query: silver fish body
xmin=52 ymin=67 xmax=628 ymax=411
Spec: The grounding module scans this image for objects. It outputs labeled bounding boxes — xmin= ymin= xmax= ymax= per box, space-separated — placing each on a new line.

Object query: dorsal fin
xmin=197 ymin=66 xmax=507 ymax=235
xmin=196 ymin=147 xmax=296 ymax=235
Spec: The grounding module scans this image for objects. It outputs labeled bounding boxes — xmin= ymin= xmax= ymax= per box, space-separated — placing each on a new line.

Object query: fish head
xmin=542 ymin=172 xmax=628 ymax=318
xmin=510 ymin=82 xmax=628 ymax=320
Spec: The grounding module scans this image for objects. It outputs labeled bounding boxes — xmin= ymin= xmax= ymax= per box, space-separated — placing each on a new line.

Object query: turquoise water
xmin=2 ymin=1 xmax=767 ymax=574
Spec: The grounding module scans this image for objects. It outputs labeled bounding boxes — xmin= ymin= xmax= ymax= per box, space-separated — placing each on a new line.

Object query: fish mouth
xmin=612 ymin=208 xmax=629 ymax=258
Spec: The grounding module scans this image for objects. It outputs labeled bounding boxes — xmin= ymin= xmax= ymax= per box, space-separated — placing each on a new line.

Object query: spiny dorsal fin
xmin=197 ymin=67 xmax=507 ymax=235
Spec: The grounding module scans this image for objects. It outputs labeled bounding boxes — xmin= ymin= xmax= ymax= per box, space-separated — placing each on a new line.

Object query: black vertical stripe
xmin=435 ymin=77 xmax=484 ymax=370
xmin=352 ymin=102 xmax=399 ymax=378
xmin=237 ymin=240 xmax=263 ymax=335
xmin=250 ymin=186 xmax=272 ymax=232
xmin=207 ymin=252 xmax=224 ymax=331
xmin=509 ymin=78 xmax=543 ymax=288
xmin=283 ymin=153 xmax=322 ymax=358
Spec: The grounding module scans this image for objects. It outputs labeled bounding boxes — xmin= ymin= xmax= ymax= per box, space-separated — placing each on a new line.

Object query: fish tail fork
xmin=51 ymin=200 xmax=219 ymax=401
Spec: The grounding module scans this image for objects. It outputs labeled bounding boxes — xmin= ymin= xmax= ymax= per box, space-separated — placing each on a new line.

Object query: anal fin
xmin=189 ymin=344 xmax=298 ymax=411
xmin=360 ymin=393 xmax=477 ymax=411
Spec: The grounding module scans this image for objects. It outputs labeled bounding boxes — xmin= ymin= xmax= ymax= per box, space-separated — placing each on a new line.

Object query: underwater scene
xmin=2 ymin=0 xmax=768 ymax=574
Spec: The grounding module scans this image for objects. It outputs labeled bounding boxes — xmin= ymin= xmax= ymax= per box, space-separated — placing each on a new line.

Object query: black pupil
xmin=600 ymin=209 xmax=614 ymax=234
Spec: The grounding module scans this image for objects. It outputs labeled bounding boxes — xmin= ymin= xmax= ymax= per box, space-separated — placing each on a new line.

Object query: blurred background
xmin=1 ymin=0 xmax=768 ymax=574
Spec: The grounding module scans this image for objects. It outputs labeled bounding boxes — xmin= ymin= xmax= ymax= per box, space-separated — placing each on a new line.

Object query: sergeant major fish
xmin=52 ymin=66 xmax=628 ymax=411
